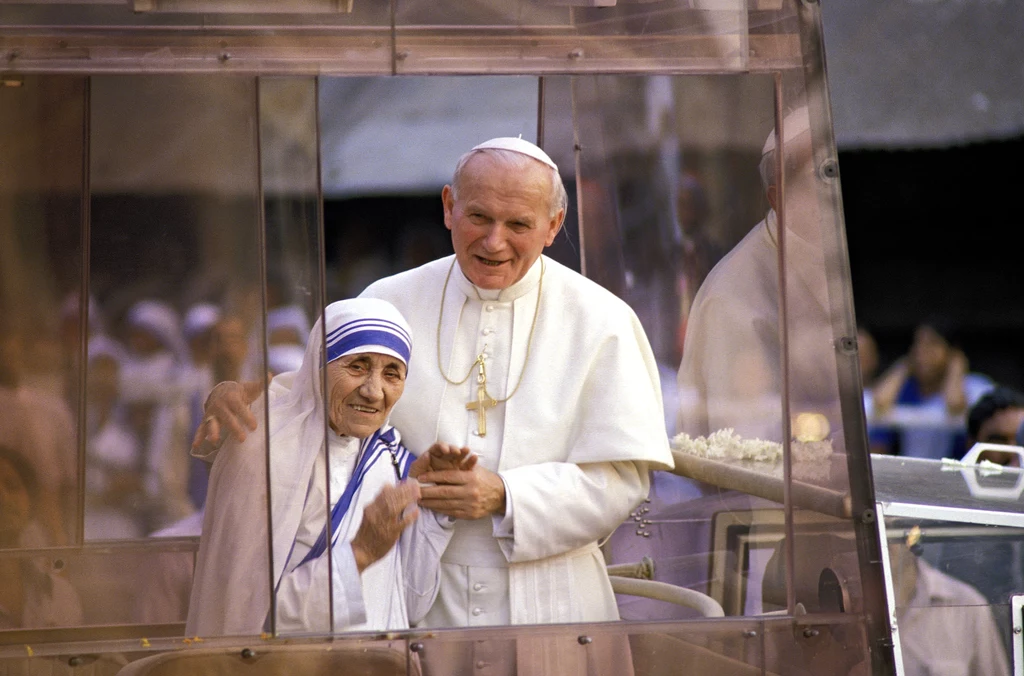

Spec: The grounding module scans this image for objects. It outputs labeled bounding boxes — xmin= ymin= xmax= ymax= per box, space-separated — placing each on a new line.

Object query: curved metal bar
xmin=608 ymin=577 xmax=725 ymax=618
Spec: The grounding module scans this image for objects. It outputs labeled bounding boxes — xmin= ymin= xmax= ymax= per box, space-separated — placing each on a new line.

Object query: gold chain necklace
xmin=436 ymin=257 xmax=545 ymax=436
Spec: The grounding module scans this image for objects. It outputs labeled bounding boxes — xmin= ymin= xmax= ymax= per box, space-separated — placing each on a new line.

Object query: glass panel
xmin=874 ymin=453 xmax=1024 ymax=518
xmin=2 ymin=3 xmax=887 ymax=671
xmin=0 ymin=75 xmax=86 ymax=555
xmin=408 ymin=619 xmax=764 ymax=675
xmin=393 ymin=0 xmax=788 ymax=75
xmin=762 ymin=614 xmax=873 ymax=675
xmin=0 ymin=543 xmax=196 ymax=630
xmin=883 ymin=517 xmax=1017 ymax=676
xmin=73 ymin=74 xmax=264 ymax=631
xmin=2 ymin=0 xmax=805 ymax=76
xmin=590 ymin=72 xmax=793 ymax=620
xmin=258 ymin=76 xmax=327 ymax=635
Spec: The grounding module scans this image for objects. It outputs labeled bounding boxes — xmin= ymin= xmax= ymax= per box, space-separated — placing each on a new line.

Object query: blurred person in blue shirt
xmin=869 ymin=318 xmax=992 ymax=459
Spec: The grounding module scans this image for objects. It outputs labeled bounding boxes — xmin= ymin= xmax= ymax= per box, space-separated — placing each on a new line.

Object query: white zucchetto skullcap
xmin=761 ymin=106 xmax=812 ymax=157
xmin=471 ymin=137 xmax=559 ymax=172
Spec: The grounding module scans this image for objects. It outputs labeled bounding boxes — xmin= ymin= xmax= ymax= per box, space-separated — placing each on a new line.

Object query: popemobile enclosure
xmin=6 ymin=2 xmax=1011 ymax=675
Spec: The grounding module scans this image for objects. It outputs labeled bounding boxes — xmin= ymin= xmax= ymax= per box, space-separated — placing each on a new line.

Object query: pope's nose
xmin=480 ymin=224 xmax=508 ymax=251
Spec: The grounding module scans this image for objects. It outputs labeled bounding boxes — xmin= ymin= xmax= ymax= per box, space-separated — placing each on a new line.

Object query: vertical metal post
xmin=773 ymin=73 xmax=795 ymax=616
xmin=75 ymin=76 xmax=92 ymax=546
xmin=536 ymin=77 xmax=546 ymax=150
xmin=875 ymin=506 xmax=906 ymax=676
xmin=389 ymin=0 xmax=398 ymax=76
xmin=570 ymin=78 xmax=586 ymax=279
xmin=255 ymin=76 xmax=277 ymax=635
xmin=314 ymin=75 xmax=336 ymax=633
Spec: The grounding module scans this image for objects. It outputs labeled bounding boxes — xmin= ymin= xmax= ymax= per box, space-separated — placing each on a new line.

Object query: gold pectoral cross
xmin=465 ymin=355 xmax=496 ymax=436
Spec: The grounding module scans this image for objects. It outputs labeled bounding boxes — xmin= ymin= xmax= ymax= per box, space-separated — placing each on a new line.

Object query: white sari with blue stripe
xmin=274 ymin=426 xmax=418 ymax=633
xmin=186 ymin=300 xmax=450 ymax=637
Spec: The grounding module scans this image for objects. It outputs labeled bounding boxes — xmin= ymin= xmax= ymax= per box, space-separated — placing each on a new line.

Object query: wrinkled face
xmin=0 ymin=457 xmax=31 ymax=539
xmin=443 ymin=154 xmax=564 ymax=290
xmin=909 ymin=325 xmax=949 ymax=385
xmin=326 ymin=352 xmax=406 ymax=438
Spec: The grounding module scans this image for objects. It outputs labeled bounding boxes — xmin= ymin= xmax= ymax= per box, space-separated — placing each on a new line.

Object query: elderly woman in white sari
xmin=186 ymin=298 xmax=467 ymax=636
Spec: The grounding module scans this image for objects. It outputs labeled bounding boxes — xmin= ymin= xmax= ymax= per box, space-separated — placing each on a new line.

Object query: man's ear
xmin=766 ymin=184 xmax=778 ymax=213
xmin=441 ymin=185 xmax=455 ymax=231
xmin=544 ymin=209 xmax=566 ymax=247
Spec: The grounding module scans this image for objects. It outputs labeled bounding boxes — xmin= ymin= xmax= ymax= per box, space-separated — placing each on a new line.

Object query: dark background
xmin=839 ymin=134 xmax=1024 ymax=389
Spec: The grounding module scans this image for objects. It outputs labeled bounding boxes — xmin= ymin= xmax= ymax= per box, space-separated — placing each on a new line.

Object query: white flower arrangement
xmin=671 ymin=428 xmax=834 ymax=468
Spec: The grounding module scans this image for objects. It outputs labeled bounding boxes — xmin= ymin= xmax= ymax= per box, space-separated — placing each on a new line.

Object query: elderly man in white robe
xmin=186 ymin=298 xmax=468 ymax=635
xmin=196 ymin=138 xmax=674 ymax=672
xmin=677 ymin=106 xmax=841 ymax=443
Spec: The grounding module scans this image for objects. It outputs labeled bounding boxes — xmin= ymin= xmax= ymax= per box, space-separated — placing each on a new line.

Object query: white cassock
xmin=361 ymin=254 xmax=674 ymax=675
xmin=677 ymin=211 xmax=840 ymax=443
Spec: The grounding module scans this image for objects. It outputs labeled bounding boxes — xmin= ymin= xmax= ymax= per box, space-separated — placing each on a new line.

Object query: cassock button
xmin=485 ymin=304 xmax=495 ymax=312
xmin=476 ymin=661 xmax=487 ymax=669
xmin=472 ymin=607 xmax=483 ymax=616
xmin=473 ymin=583 xmax=485 ymax=592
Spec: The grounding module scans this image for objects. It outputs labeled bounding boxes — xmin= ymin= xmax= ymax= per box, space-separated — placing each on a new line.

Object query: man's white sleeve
xmin=496 ymin=460 xmax=648 ymax=562
xmin=400 ymin=509 xmax=455 ymax=625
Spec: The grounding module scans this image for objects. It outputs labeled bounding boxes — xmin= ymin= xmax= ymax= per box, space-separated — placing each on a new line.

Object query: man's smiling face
xmin=443 ymin=153 xmax=563 ymax=290
xmin=326 ymin=352 xmax=406 ymax=438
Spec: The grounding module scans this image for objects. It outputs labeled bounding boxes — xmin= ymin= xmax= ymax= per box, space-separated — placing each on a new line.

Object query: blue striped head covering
xmin=323 ymin=298 xmax=412 ymax=367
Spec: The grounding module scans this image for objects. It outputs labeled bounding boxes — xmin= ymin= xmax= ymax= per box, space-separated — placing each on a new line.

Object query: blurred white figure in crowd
xmin=266 ymin=304 xmax=310 ymax=376
xmin=84 ymin=336 xmax=143 ymax=539
xmin=180 ymin=303 xmax=221 ymax=510
xmin=121 ymin=300 xmax=188 ymax=403
xmin=180 ymin=303 xmax=221 ymax=403
xmin=268 ymin=343 xmax=306 ymax=377
xmin=120 ymin=299 xmax=194 ymax=532
xmin=266 ymin=304 xmax=310 ymax=347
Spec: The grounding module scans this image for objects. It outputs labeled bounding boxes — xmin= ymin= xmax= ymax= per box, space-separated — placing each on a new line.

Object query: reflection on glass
xmin=887 ymin=527 xmax=1012 ymax=676
xmin=0 ymin=447 xmax=84 ymax=630
xmin=0 ymin=76 xmax=86 ymax=551
xmin=86 ymin=75 xmax=262 ymax=541
xmin=0 ymin=17 xmax=881 ymax=676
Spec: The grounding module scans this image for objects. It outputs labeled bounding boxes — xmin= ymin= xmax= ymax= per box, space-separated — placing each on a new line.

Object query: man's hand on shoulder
xmin=417 ymin=465 xmax=505 ymax=520
xmin=190 ymin=380 xmax=261 ymax=453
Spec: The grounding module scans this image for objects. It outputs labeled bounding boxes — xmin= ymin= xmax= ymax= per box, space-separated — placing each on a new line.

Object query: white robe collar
xmin=765 ymin=209 xmax=831 ymax=317
xmin=452 ymin=256 xmax=543 ymax=303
